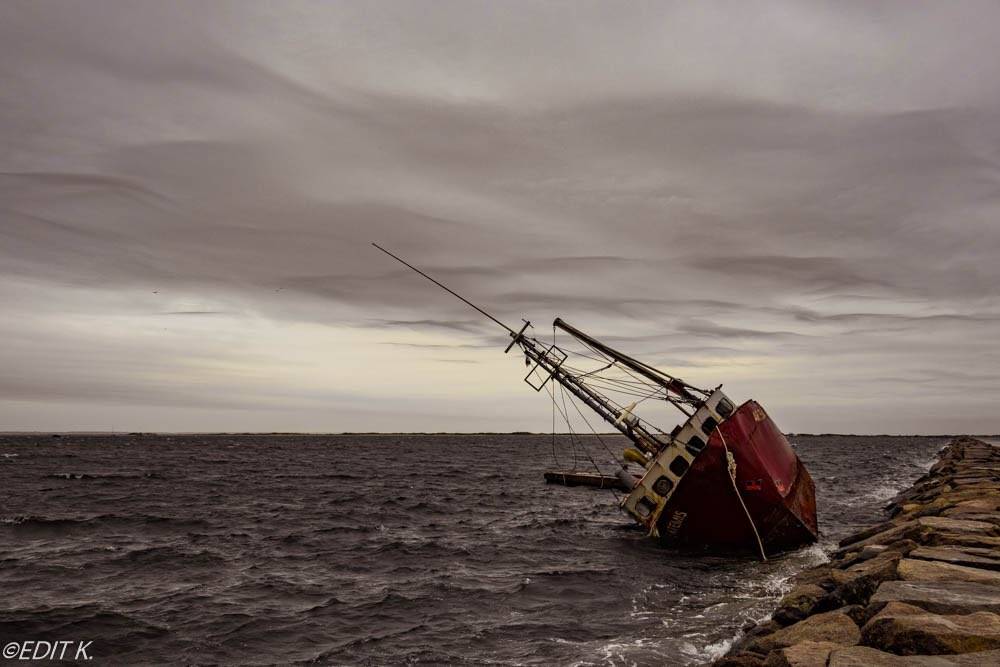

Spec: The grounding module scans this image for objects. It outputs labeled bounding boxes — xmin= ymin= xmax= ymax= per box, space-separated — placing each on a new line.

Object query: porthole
xmin=717 ymin=398 xmax=735 ymax=418
xmin=653 ymin=476 xmax=674 ymax=497
xmin=669 ymin=456 xmax=689 ymax=476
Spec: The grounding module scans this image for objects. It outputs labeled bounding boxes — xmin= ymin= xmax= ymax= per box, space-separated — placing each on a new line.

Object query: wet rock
xmin=828 ymin=646 xmax=1000 ymax=666
xmin=773 ymin=585 xmax=828 ymax=626
xmin=861 ymin=607 xmax=1000 ymax=655
xmin=745 ymin=609 xmax=860 ymax=654
xmin=762 ymin=640 xmax=840 ymax=667
xmin=870 ymin=580 xmax=1000 ymax=615
xmin=838 ymin=604 xmax=868 ymax=627
xmin=789 ymin=563 xmax=836 ymax=591
xmin=715 ymin=438 xmax=1000 ymax=667
xmin=909 ymin=545 xmax=1000 ymax=571
xmin=897 ymin=558 xmax=1000 ymax=585
xmin=828 ymin=550 xmax=901 ymax=606
xmin=713 ymin=655 xmax=767 ymax=667
xmin=729 ymin=620 xmax=782 ymax=656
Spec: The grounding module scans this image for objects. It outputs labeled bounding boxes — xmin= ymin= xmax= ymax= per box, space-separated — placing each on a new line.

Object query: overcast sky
xmin=2 ymin=1 xmax=998 ymax=434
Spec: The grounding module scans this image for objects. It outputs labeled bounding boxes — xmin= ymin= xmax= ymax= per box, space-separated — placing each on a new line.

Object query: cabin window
xmin=701 ymin=416 xmax=718 ymax=435
xmin=669 ymin=456 xmax=689 ymax=476
xmin=717 ymin=398 xmax=735 ymax=418
xmin=685 ymin=437 xmax=705 ymax=457
xmin=653 ymin=476 xmax=674 ymax=496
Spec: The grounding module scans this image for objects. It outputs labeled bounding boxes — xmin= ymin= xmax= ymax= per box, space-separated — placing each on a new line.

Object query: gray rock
xmin=898 ymin=557 xmax=1000 ymax=585
xmin=730 ymin=619 xmax=782 ymax=656
xmin=773 ymin=584 xmax=827 ymax=626
xmin=829 ymin=646 xmax=1000 ymax=666
xmin=909 ymin=545 xmax=1000 ymax=571
xmin=829 ymin=550 xmax=902 ymax=606
xmin=871 ymin=580 xmax=1000 ymax=615
xmin=927 ymin=531 xmax=1000 ymax=549
xmin=745 ymin=609 xmax=860 ymax=654
xmin=789 ymin=564 xmax=836 ymax=591
xmin=917 ymin=516 xmax=999 ymax=535
xmin=762 ymin=641 xmax=840 ymax=667
xmin=834 ymin=520 xmax=926 ymax=555
xmin=858 ymin=544 xmax=889 ymax=561
xmin=861 ymin=605 xmax=1000 ymax=654
xmin=942 ymin=499 xmax=1000 ymax=517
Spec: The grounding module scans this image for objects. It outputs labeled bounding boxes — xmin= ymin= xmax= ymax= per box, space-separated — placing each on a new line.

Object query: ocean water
xmin=0 ymin=433 xmax=947 ymax=665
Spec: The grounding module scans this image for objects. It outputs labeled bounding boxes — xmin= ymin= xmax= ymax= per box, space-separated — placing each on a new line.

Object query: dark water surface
xmin=0 ymin=434 xmax=946 ymax=665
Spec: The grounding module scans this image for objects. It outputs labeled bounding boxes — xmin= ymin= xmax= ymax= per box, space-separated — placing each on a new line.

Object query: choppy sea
xmin=0 ymin=434 xmax=948 ymax=665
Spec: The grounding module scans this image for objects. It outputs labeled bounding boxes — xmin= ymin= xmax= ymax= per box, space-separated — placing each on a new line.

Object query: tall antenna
xmin=371 ymin=243 xmax=515 ymax=334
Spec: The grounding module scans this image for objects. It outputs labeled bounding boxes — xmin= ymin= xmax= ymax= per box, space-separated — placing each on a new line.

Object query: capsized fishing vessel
xmin=373 ymin=244 xmax=818 ymax=556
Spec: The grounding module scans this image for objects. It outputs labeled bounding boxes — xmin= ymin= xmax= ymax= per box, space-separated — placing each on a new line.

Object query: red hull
xmin=655 ymin=400 xmax=818 ymax=552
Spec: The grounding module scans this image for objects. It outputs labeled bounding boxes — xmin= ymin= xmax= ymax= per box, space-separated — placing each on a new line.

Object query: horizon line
xmin=1 ymin=431 xmax=997 ymax=438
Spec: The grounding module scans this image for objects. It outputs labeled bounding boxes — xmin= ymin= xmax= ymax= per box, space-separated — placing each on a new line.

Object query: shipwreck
xmin=374 ymin=244 xmax=818 ymax=556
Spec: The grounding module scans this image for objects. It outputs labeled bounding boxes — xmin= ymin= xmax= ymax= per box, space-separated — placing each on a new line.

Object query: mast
xmin=371 ymin=243 xmax=672 ymax=455
xmin=514 ymin=334 xmax=666 ymax=454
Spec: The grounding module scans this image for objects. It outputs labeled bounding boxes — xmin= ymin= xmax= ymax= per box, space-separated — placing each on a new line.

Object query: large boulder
xmin=893 ymin=497 xmax=956 ymax=520
xmin=897 ymin=558 xmax=1000 ymax=585
xmin=870 ymin=580 xmax=1000 ymax=615
xmin=909 ymin=546 xmax=1000 ymax=571
xmin=762 ymin=641 xmax=840 ymax=667
xmin=729 ymin=620 xmax=782 ymax=656
xmin=937 ymin=489 xmax=1000 ymax=506
xmin=744 ymin=610 xmax=860 ymax=654
xmin=773 ymin=585 xmax=827 ymax=626
xmin=917 ymin=516 xmax=999 ymax=535
xmin=829 ymin=550 xmax=901 ymax=606
xmin=926 ymin=531 xmax=1000 ymax=550
xmin=836 ymin=520 xmax=924 ymax=554
xmin=861 ymin=604 xmax=1000 ymax=654
xmin=829 ymin=646 xmax=1000 ymax=666
xmin=788 ymin=563 xmax=836 ymax=590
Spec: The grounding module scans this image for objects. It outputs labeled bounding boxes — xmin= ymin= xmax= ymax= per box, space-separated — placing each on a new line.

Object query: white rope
xmin=717 ymin=428 xmax=767 ymax=561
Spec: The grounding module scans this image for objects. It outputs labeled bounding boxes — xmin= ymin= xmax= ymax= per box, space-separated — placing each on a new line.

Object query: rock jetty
xmin=713 ymin=436 xmax=1000 ymax=667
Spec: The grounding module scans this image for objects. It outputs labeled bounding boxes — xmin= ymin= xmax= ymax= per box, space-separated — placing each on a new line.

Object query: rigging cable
xmin=537 ymin=369 xmax=621 ymax=504
xmin=559 ymin=386 xmax=624 ymax=503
